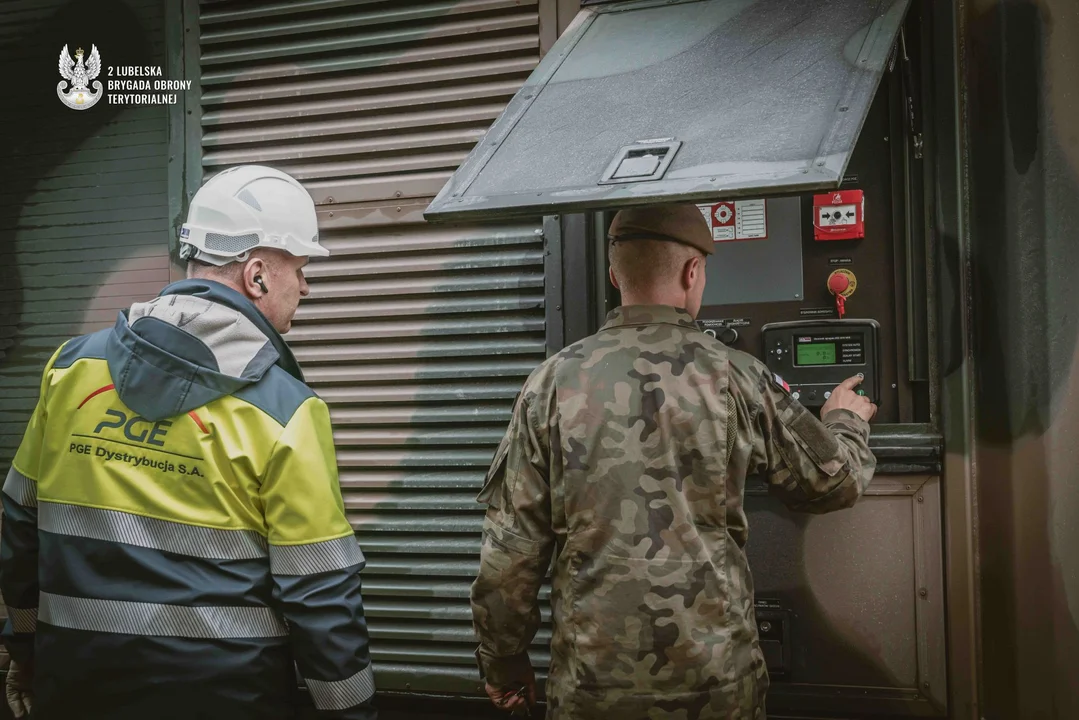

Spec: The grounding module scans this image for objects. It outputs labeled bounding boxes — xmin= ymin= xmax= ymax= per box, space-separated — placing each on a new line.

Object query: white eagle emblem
xmin=57 ymin=44 xmax=103 ymax=110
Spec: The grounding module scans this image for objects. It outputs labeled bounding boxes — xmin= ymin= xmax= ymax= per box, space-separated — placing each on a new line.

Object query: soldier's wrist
xmin=822 ymin=408 xmax=870 ymax=437
xmin=475 ymin=647 xmax=532 ymax=687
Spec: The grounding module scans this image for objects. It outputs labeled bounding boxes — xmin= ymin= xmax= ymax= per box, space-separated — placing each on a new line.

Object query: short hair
xmin=608 ymin=238 xmax=703 ymax=296
xmin=184 ymin=248 xmax=285 ymax=282
xmin=185 ymin=257 xmax=245 ymax=283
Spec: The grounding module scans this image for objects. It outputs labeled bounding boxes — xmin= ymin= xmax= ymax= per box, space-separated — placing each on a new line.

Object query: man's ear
xmin=682 ymin=255 xmax=699 ymax=292
xmin=609 ymin=265 xmax=620 ymax=290
xmin=242 ymin=257 xmax=268 ymax=297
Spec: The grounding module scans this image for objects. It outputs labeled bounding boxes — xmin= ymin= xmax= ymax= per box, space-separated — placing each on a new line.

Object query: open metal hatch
xmin=424 ymin=0 xmax=909 ymax=223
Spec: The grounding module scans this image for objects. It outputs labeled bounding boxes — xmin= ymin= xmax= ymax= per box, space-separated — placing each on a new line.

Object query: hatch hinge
xmin=898 ymin=28 xmax=923 ymax=160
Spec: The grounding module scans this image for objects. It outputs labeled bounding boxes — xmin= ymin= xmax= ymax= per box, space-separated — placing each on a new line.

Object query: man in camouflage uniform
xmin=470 ymin=203 xmax=878 ymax=719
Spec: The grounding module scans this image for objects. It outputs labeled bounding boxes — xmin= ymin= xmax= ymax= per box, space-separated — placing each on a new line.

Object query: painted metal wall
xmin=0 ymin=0 xmax=170 ymax=688
xmin=957 ymin=0 xmax=1079 ymax=718
xmin=0 ymin=0 xmax=170 ymax=467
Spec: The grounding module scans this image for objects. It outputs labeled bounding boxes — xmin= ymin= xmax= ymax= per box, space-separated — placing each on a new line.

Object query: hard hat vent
xmin=238 ymin=189 xmax=262 ymax=212
xmin=205 ymin=232 xmax=260 ymax=254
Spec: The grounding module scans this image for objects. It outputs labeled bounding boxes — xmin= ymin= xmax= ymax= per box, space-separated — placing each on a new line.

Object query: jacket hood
xmin=105 ymin=279 xmax=305 ymax=422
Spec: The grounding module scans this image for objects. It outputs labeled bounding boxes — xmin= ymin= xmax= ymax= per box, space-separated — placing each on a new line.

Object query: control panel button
xmin=827 ymin=269 xmax=858 ymax=320
xmin=828 ymin=273 xmax=849 ymax=295
xmin=823 ymin=391 xmax=831 ymax=399
xmin=791 ymin=391 xmax=800 ymax=401
xmin=827 ymin=268 xmax=857 ymax=298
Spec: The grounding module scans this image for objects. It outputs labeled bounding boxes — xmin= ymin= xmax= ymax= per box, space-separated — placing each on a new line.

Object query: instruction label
xmin=799 ymin=307 xmax=837 ymax=318
xmin=699 ymin=199 xmax=769 ymax=242
xmin=698 ymin=317 xmax=751 ymax=332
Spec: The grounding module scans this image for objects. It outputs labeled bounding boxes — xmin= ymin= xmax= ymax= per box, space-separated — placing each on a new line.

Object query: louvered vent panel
xmin=198 ymin=0 xmax=541 ymax=205
xmin=197 ymin=0 xmax=546 ymax=695
xmin=288 ymin=206 xmax=548 ymax=693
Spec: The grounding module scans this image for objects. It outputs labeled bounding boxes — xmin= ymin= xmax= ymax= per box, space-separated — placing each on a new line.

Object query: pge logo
xmin=93 ymin=410 xmax=172 ymax=447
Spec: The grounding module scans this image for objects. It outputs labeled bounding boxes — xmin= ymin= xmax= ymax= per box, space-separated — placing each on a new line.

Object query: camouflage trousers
xmin=543 ymin=664 xmax=768 ymax=720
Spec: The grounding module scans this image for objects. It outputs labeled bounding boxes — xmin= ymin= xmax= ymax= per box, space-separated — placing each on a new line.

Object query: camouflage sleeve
xmin=469 ymin=387 xmax=555 ymax=687
xmin=731 ymin=358 xmax=876 ymax=513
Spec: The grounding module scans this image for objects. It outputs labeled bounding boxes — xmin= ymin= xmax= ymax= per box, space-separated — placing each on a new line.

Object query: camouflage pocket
xmin=774 ymin=405 xmax=843 ymax=478
xmin=477 ymin=438 xmax=511 ymax=508
xmin=482 ymin=515 xmax=545 ymax=556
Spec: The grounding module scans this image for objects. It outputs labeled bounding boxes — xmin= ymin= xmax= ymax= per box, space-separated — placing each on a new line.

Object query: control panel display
xmin=761 ymin=320 xmax=880 ymax=408
xmin=793 ymin=334 xmax=866 ymax=367
xmin=795 ymin=342 xmax=836 ymax=366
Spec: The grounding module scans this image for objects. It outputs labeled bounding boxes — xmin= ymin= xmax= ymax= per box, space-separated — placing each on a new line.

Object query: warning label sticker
xmin=711 ymin=202 xmax=736 ymax=240
xmin=735 ymin=199 xmax=767 ymax=240
xmin=700 ymin=199 xmax=768 ymax=242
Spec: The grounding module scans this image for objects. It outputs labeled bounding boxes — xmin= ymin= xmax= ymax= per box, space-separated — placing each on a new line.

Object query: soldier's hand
xmin=821 ymin=374 xmax=877 ymax=423
xmin=485 ymin=668 xmax=536 ymax=714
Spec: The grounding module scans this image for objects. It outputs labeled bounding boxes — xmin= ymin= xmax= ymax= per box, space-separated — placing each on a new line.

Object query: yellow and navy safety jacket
xmin=0 ymin=280 xmax=375 ymax=720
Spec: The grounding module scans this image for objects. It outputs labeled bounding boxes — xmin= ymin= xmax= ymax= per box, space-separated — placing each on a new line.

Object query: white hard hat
xmin=179 ymin=165 xmax=328 ymax=266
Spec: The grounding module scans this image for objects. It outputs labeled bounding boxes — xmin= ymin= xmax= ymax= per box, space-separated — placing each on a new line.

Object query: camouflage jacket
xmin=470 ymin=305 xmax=875 ymax=720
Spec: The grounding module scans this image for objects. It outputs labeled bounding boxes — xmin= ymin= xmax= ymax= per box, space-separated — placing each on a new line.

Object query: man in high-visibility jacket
xmin=0 ymin=165 xmax=376 ymax=719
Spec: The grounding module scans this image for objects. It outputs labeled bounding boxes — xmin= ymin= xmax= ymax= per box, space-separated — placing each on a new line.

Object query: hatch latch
xmin=599 ymin=139 xmax=682 ymax=184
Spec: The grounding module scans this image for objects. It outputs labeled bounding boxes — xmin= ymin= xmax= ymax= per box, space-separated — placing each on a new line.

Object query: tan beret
xmin=607 ymin=202 xmax=714 ymax=256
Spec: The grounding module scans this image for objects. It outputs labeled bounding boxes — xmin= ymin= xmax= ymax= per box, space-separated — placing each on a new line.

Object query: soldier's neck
xmin=619 ymin=289 xmax=688 ymax=310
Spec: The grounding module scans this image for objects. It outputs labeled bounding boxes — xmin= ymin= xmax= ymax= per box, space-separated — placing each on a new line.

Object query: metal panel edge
xmin=167 ymin=0 xmax=188 ymax=282
xmin=538 ymin=0 xmax=558 ymax=56
xmin=559 ymin=214 xmax=597 ymax=346
xmin=424 ymin=173 xmax=840 ymax=224
xmin=182 ymin=0 xmax=203 ymax=246
xmin=543 ymin=215 xmax=565 ymax=356
xmin=933 ymin=0 xmax=981 ymax=717
xmin=556 ymin=0 xmax=582 ymax=35
xmin=746 ymin=473 xmax=930 ymax=497
xmin=815 ymin=0 xmax=913 ymax=181
xmin=914 ymin=475 xmax=948 ymax=711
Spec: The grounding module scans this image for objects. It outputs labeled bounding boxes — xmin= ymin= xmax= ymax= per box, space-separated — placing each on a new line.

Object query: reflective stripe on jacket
xmin=0 ymin=280 xmax=376 ymax=720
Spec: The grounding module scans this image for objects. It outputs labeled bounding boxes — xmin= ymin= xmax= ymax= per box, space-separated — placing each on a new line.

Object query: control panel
xmin=760 ymin=320 xmax=881 ymax=407
xmin=688 ymin=91 xmax=928 ymax=423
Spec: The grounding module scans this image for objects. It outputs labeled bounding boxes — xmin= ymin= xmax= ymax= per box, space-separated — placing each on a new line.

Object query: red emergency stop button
xmin=828 ymin=272 xmax=849 ymax=295
xmin=826 ymin=269 xmax=857 ymax=318
xmin=826 ymin=268 xmax=857 ymax=298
